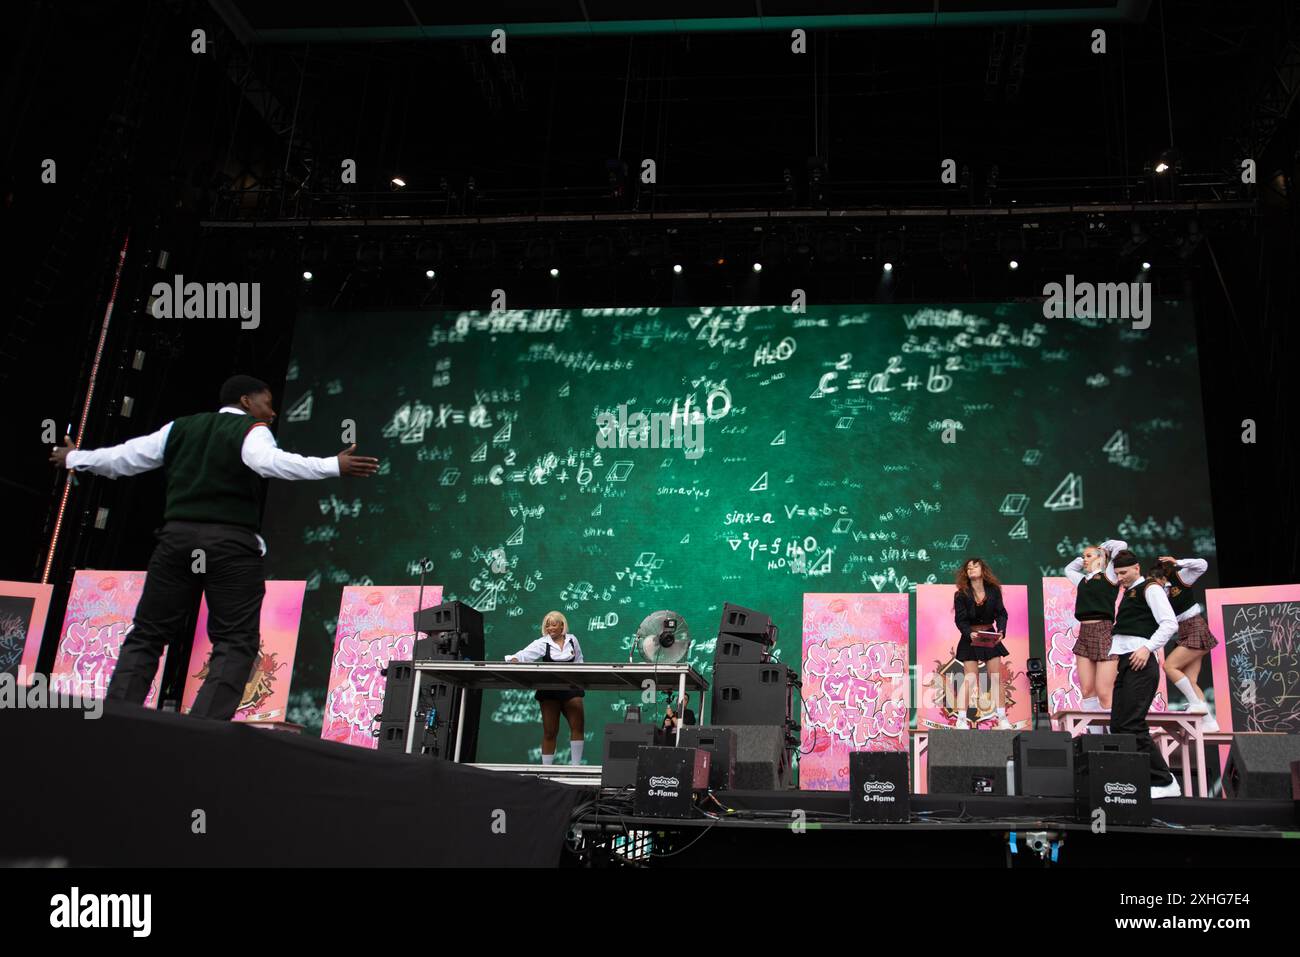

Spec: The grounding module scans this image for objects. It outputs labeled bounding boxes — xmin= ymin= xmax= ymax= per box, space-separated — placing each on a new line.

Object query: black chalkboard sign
xmin=1223 ymin=601 xmax=1300 ymax=733
xmin=0 ymin=594 xmax=36 ymax=678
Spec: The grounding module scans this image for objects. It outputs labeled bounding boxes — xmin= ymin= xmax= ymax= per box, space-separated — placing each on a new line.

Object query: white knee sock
xmin=541 ymin=752 xmax=555 ymax=765
xmin=569 ymin=739 xmax=584 ymax=765
xmin=1174 ymin=676 xmax=1200 ymax=703
xmin=1081 ymin=695 xmax=1100 ymax=712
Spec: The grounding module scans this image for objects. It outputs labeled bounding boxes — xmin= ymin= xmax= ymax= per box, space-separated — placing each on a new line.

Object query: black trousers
xmin=1110 ymin=650 xmax=1175 ymax=787
xmin=107 ymin=521 xmax=265 ymax=721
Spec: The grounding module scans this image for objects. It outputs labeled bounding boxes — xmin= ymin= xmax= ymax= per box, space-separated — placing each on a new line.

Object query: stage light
xmin=425 ymin=269 xmax=435 ymax=279
xmin=673 ymin=264 xmax=683 ymax=274
xmin=302 ymin=271 xmax=313 ymax=281
xmin=883 ymin=262 xmax=894 ymax=272
xmin=549 ymin=267 xmax=559 ymax=278
xmin=1151 ymin=149 xmax=1181 ymax=176
xmin=1141 ymin=261 xmax=1151 ymax=271
xmin=877 ymin=231 xmax=903 ymax=266
xmin=752 ymin=262 xmax=762 ymax=273
xmin=390 ymin=176 xmax=407 ymax=189
xmin=1009 ymin=260 xmax=1019 ymax=270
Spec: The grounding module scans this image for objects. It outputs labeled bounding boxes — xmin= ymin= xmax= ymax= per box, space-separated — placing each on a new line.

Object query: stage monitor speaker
xmin=927 ymin=729 xmax=1017 ymax=795
xmin=374 ymin=660 xmax=481 ymax=761
xmin=715 ymin=634 xmax=772 ymax=665
xmin=678 ymin=726 xmax=737 ymax=790
xmin=413 ymin=601 xmax=484 ymax=660
xmin=718 ymin=603 xmax=778 ymax=647
xmin=849 ymin=751 xmax=910 ymax=822
xmin=602 ymin=723 xmax=656 ymax=788
xmin=729 ymin=725 xmax=791 ymax=790
xmin=633 ymin=746 xmax=710 ymax=819
xmin=1013 ymin=730 xmax=1074 ymax=797
xmin=1075 ymin=751 xmax=1151 ymax=826
xmin=1224 ymin=734 xmax=1300 ymax=799
xmin=711 ymin=662 xmax=799 ymax=726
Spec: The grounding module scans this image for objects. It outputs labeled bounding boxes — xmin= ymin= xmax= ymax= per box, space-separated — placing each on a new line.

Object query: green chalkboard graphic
xmin=264 ymin=303 xmax=1217 ymax=764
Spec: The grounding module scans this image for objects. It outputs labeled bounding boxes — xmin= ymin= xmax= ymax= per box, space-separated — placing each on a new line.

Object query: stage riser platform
xmin=0 ymin=705 xmax=578 ymax=867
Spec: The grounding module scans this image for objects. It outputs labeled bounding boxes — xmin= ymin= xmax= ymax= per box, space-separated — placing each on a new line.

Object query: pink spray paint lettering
xmin=50 ymin=571 xmax=166 ymax=705
xmin=800 ymin=594 xmax=910 ymax=791
xmin=322 ymin=584 xmax=443 ymax=748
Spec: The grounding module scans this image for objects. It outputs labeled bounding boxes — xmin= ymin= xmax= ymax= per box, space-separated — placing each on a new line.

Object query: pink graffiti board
xmin=51 ymin=570 xmax=165 ymax=705
xmin=800 ymin=593 xmax=910 ymax=791
xmin=322 ymin=584 xmax=444 ymax=748
xmin=180 ymin=580 xmax=306 ymax=721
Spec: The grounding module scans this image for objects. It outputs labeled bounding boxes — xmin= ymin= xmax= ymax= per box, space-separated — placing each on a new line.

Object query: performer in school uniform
xmin=952 ymin=557 xmax=1014 ymax=730
xmin=506 ymin=611 xmax=586 ymax=766
xmin=49 ymin=375 xmax=379 ymax=719
xmin=1063 ymin=539 xmax=1128 ymax=723
xmin=1150 ymin=555 xmax=1218 ymax=732
xmin=1107 ymin=550 xmax=1181 ymax=798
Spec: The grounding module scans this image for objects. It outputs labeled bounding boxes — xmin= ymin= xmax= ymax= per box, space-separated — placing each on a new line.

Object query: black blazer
xmin=954 ymin=585 xmax=1008 ymax=638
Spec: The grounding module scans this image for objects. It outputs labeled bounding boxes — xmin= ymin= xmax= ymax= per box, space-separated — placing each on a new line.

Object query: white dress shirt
xmin=1063 ymin=538 xmax=1128 ymax=587
xmin=1109 ymin=577 xmax=1179 ymax=656
xmin=64 ymin=406 xmax=340 ymax=555
xmin=65 ymin=406 xmax=341 ymax=480
xmin=507 ymin=634 xmax=584 ymax=663
xmin=1167 ymin=558 xmax=1209 ymax=621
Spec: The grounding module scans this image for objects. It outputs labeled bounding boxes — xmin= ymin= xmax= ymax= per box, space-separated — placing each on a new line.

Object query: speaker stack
xmin=374 ymin=600 xmax=483 ymax=760
xmin=412 ymin=600 xmax=484 ymax=660
xmin=1224 ymin=734 xmax=1300 ymax=799
xmin=706 ymin=603 xmax=798 ymax=789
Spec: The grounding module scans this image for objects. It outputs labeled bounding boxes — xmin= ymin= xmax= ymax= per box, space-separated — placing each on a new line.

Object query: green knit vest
xmin=162 ymin=412 xmax=264 ymax=529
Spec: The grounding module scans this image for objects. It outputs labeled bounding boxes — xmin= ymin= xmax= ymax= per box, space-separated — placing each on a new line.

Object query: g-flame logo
xmin=1103 ymin=782 xmax=1137 ymax=796
xmin=648 ymin=775 xmax=681 ymax=789
xmin=863 ymin=780 xmax=896 ymax=794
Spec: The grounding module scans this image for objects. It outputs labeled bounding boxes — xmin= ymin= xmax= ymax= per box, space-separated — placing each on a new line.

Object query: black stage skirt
xmin=535 ymin=689 xmax=586 ymax=703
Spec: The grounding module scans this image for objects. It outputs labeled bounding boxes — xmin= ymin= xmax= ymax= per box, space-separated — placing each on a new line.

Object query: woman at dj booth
xmin=506 ymin=611 xmax=586 ymax=766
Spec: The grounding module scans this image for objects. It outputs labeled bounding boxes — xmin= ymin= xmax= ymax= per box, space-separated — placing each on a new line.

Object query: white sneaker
xmin=954 ymin=714 xmax=970 ymax=730
xmin=1202 ymin=712 xmax=1220 ymax=733
xmin=1184 ymin=700 xmax=1208 ymax=714
xmin=1151 ymin=779 xmax=1182 ymax=799
xmin=996 ymin=717 xmax=1014 ymax=730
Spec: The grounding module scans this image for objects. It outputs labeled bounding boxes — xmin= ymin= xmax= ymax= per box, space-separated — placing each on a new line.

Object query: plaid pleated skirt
xmin=1072 ymin=620 xmax=1117 ymax=662
xmin=1175 ymin=614 xmax=1217 ymax=650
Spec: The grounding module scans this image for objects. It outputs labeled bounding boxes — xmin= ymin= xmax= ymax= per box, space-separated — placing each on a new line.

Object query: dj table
xmin=406 ymin=661 xmax=710 ymax=760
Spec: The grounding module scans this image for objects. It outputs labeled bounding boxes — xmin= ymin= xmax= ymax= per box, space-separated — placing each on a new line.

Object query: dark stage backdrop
xmin=263 ymin=303 xmax=1218 ymax=763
